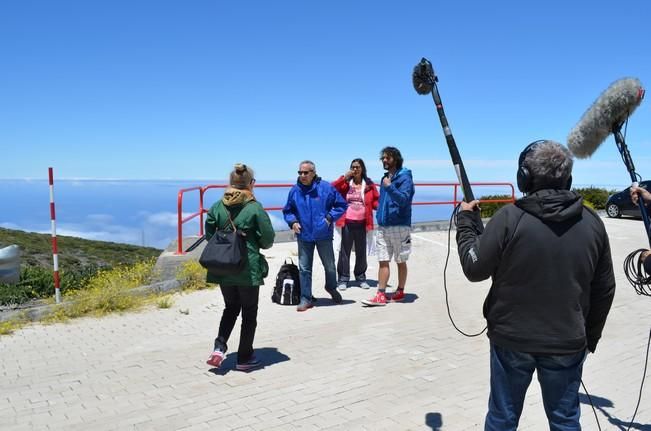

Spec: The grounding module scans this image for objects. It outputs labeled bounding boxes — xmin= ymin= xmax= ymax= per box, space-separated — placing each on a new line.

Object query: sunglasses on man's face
xmin=298 ymin=170 xmax=313 ymax=175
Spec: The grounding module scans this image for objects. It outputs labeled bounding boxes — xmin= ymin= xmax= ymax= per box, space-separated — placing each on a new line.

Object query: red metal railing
xmin=176 ymin=182 xmax=516 ymax=254
xmin=412 ymin=182 xmax=516 ymax=206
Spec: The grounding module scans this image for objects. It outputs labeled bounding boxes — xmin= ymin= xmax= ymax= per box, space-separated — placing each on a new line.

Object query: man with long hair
xmin=362 ymin=147 xmax=415 ymax=306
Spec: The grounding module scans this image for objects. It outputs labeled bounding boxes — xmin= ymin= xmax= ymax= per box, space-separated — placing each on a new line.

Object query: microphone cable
xmin=625 ymin=327 xmax=651 ymax=431
xmin=623 ymin=249 xmax=651 ymax=296
xmin=554 ymin=330 xmax=649 ymax=431
xmin=590 ymin=247 xmax=651 ymax=431
xmin=580 ymin=379 xmax=602 ymax=431
xmin=442 ymin=203 xmax=487 ymax=337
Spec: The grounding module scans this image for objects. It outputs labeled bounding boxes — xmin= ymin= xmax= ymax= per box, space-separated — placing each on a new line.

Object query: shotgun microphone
xmin=567 ymin=78 xmax=645 ymax=158
xmin=568 ymin=77 xmax=651 ymax=246
xmin=412 ymin=57 xmax=476 ymax=203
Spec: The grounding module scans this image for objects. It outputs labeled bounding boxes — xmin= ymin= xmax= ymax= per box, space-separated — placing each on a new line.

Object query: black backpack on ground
xmin=272 ymin=258 xmax=301 ymax=305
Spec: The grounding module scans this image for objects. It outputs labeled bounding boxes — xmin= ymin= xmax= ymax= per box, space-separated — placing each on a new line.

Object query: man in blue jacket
xmin=283 ymin=160 xmax=348 ymax=311
xmin=363 ymin=147 xmax=415 ymax=306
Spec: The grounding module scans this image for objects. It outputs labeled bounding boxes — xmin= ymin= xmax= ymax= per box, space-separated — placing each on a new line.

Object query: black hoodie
xmin=456 ymin=189 xmax=615 ymax=354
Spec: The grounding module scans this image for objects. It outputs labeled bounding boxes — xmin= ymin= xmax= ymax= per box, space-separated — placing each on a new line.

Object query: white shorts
xmin=375 ymin=226 xmax=411 ymax=263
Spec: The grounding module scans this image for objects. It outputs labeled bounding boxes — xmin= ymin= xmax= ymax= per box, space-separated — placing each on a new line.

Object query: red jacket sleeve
xmin=332 ymin=176 xmax=349 ymax=197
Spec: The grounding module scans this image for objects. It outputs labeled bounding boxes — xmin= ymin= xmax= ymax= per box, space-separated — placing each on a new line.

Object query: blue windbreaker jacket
xmin=283 ymin=177 xmax=347 ymax=242
xmin=376 ymin=168 xmax=415 ymax=227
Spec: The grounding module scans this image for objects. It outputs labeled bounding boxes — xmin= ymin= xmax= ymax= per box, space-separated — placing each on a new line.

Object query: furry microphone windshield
xmin=567 ymin=78 xmax=645 ymax=159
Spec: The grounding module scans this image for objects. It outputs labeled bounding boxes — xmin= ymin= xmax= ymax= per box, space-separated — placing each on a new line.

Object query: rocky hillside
xmin=0 ymin=227 xmax=162 ymax=270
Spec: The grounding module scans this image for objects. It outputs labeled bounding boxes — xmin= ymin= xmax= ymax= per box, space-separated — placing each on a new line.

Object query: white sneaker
xmin=337 ymin=282 xmax=348 ymax=291
xmin=359 ymin=281 xmax=370 ymax=289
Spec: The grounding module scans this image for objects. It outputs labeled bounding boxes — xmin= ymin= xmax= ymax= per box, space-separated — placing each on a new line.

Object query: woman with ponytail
xmin=205 ymin=163 xmax=275 ymax=371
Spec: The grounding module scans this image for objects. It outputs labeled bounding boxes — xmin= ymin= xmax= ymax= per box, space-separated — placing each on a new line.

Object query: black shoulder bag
xmin=199 ymin=207 xmax=248 ymax=276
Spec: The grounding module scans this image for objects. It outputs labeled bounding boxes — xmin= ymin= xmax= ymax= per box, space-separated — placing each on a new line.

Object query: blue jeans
xmin=485 ymin=343 xmax=588 ymax=431
xmin=297 ymin=239 xmax=337 ymax=300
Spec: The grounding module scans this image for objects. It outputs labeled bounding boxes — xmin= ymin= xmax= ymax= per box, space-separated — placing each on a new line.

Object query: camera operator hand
xmin=626 ymin=187 xmax=651 ymax=275
xmin=630 ymin=185 xmax=651 ymax=206
xmin=460 ymin=200 xmax=480 ymax=212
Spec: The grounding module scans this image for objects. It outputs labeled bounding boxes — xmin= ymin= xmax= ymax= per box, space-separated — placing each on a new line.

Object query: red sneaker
xmin=391 ymin=289 xmax=405 ymax=302
xmin=361 ymin=291 xmax=387 ymax=306
xmin=206 ymin=350 xmax=225 ymax=368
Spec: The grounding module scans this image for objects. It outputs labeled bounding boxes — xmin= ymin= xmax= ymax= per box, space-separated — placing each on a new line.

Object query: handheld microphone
xmin=567 ymin=78 xmax=645 ymax=159
xmin=412 ymin=57 xmax=477 ymax=204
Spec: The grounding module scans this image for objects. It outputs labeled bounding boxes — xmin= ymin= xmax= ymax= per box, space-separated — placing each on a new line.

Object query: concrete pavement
xmin=1 ymin=217 xmax=650 ymax=430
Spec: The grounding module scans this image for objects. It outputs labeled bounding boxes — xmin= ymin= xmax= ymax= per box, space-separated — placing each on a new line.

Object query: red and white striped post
xmin=49 ymin=167 xmax=61 ymax=304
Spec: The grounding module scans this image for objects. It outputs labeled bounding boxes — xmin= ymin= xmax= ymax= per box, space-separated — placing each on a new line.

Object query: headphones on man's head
xmin=517 ymin=140 xmax=572 ymax=194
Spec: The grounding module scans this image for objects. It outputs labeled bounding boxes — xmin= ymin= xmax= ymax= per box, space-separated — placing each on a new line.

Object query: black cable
xmin=583 ymin=328 xmax=650 ymax=431
xmin=580 ymin=379 xmax=602 ymax=431
xmin=623 ymin=249 xmax=651 ymax=296
xmin=626 ymin=327 xmax=651 ymax=431
xmin=442 ymin=203 xmax=486 ymax=337
xmin=619 ymin=116 xmax=631 ymax=168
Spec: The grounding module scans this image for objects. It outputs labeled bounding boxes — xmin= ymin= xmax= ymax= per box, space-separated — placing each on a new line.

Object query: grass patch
xmin=156 ymin=295 xmax=175 ymax=309
xmin=0 ymin=314 xmax=29 ymax=335
xmin=0 ymin=226 xmax=164 ymax=307
xmin=42 ymin=259 xmax=158 ymax=321
xmin=2 ymin=258 xmax=218 ymax=336
xmin=176 ymin=260 xmax=214 ymax=291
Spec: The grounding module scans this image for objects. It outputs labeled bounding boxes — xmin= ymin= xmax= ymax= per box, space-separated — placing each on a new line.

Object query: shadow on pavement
xmin=349 ymin=279 xmax=379 ymax=288
xmin=393 ymin=293 xmax=418 ymax=303
xmin=425 ymin=412 xmax=443 ymax=430
xmin=313 ymin=298 xmax=356 ymax=307
xmin=208 ymin=347 xmax=290 ymax=376
xmin=579 ymin=392 xmax=651 ymax=430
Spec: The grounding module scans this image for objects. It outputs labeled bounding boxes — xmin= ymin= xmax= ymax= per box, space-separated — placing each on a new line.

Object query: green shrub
xmin=572 ymin=187 xmax=615 ymax=210
xmin=479 ymin=194 xmax=515 ymax=218
xmin=0 ymin=284 xmax=31 ymax=306
xmin=0 ymin=265 xmax=103 ymax=306
xmin=0 ymin=227 xmax=161 ymax=269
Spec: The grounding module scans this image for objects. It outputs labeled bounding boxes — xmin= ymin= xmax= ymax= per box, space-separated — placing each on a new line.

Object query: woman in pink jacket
xmin=332 ymin=158 xmax=379 ymax=290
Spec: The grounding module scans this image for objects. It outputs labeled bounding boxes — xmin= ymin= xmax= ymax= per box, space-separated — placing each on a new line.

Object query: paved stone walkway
xmin=1 ymin=217 xmax=649 ymax=430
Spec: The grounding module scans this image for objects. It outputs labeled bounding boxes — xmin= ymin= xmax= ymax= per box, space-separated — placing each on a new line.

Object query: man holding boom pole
xmin=456 ymin=140 xmax=615 ymax=430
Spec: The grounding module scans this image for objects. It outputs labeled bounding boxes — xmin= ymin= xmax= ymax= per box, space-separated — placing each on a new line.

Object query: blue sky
xmin=2 ymin=0 xmax=650 ymax=188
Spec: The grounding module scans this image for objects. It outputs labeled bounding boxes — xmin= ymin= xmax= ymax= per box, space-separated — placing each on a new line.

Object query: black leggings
xmin=214 ymin=285 xmax=260 ymax=364
xmin=337 ymin=222 xmax=367 ymax=282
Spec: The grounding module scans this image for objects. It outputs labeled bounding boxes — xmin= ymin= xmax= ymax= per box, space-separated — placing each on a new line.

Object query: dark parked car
xmin=605 ymin=181 xmax=651 ymax=218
